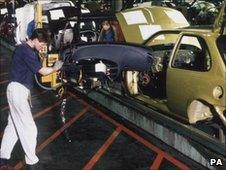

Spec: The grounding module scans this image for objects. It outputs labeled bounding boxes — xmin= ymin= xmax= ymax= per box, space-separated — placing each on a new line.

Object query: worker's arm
xmin=38 ymin=67 xmax=57 ymax=76
xmin=38 ymin=61 xmax=64 ymax=76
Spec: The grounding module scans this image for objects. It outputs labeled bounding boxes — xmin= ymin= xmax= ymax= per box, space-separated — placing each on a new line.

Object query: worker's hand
xmin=53 ymin=60 xmax=64 ymax=71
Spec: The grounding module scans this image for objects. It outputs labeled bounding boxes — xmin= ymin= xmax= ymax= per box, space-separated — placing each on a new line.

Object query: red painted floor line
xmin=37 ymin=106 xmax=89 ymax=152
xmin=92 ymin=108 xmax=190 ymax=170
xmin=33 ymin=97 xmax=69 ymax=119
xmin=68 ymin=93 xmax=160 ymax=151
xmin=0 ymin=97 xmax=70 ymax=140
xmin=150 ymin=153 xmax=164 ymax=170
xmin=14 ymin=106 xmax=89 ymax=170
xmin=91 ymin=107 xmax=162 ymax=153
xmin=94 ymin=106 xmax=191 ymax=170
xmin=163 ymin=152 xmax=191 ymax=170
xmin=68 ymin=92 xmax=190 ymax=170
xmin=0 ymin=72 xmax=8 ymax=76
xmin=0 ymin=80 xmax=9 ymax=85
xmin=83 ymin=127 xmax=122 ymax=170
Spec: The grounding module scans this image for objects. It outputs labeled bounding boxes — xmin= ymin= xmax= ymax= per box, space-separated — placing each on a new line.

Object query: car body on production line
xmin=61 ymin=1 xmax=226 ymax=142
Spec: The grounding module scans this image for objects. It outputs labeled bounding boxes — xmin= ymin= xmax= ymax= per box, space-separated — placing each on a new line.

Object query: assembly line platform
xmin=0 ymin=45 xmax=207 ymax=170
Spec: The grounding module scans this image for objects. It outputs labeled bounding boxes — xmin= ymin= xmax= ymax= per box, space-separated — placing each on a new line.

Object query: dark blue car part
xmin=71 ymin=43 xmax=153 ymax=77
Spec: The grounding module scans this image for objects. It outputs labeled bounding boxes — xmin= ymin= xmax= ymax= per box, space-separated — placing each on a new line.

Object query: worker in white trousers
xmin=0 ymin=28 xmax=63 ymax=170
xmin=2 ymin=82 xmax=39 ymax=165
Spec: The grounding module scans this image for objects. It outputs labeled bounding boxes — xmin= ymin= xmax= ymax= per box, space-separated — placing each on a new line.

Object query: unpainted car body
xmin=116 ymin=5 xmax=189 ymax=43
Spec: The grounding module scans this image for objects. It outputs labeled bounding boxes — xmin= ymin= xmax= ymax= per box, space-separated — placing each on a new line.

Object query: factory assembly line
xmin=0 ymin=0 xmax=226 ymax=169
xmin=0 ymin=46 xmax=208 ymax=170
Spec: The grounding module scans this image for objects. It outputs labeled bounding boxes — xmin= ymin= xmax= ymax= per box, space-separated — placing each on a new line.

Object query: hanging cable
xmin=60 ymin=98 xmax=72 ymax=143
xmin=34 ymin=74 xmax=55 ymax=90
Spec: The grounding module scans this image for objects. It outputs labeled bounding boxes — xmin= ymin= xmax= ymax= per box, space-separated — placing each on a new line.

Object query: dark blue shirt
xmin=10 ymin=43 xmax=42 ymax=89
xmin=102 ymin=31 xmax=115 ymax=42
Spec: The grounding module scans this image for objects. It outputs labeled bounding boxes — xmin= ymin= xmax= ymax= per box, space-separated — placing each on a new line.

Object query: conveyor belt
xmin=103 ymin=89 xmax=226 ymax=156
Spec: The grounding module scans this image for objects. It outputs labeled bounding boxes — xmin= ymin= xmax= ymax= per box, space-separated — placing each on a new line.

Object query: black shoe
xmin=0 ymin=158 xmax=9 ymax=167
xmin=25 ymin=163 xmax=39 ymax=170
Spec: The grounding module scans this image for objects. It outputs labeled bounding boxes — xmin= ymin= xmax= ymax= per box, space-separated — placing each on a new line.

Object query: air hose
xmin=34 ymin=74 xmax=56 ymax=90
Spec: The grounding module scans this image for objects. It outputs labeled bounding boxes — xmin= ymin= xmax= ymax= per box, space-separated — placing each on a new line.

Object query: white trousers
xmin=0 ymin=82 xmax=39 ymax=165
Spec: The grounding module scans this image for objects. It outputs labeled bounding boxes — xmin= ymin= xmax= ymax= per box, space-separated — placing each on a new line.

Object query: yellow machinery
xmin=34 ymin=0 xmax=63 ymax=95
